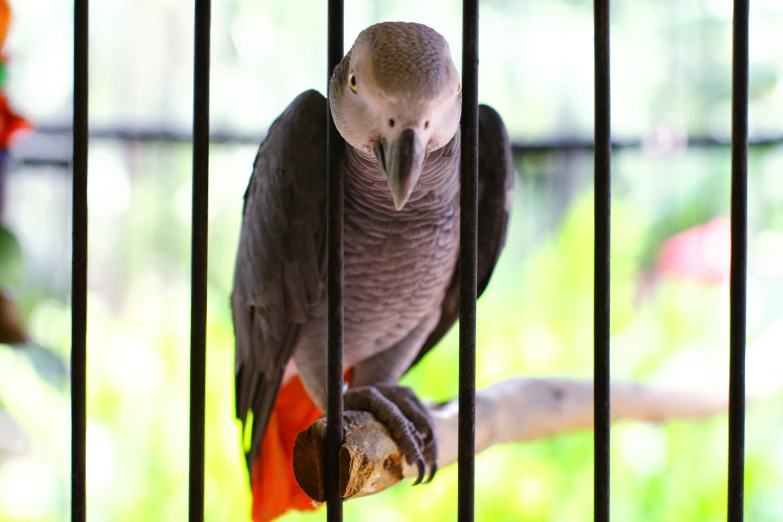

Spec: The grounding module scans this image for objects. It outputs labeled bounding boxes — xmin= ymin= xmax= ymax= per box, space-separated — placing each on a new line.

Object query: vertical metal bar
xmin=325 ymin=0 xmax=345 ymax=519
xmin=593 ymin=0 xmax=611 ymax=520
xmin=71 ymin=0 xmax=88 ymax=520
xmin=459 ymin=0 xmax=479 ymax=520
xmin=188 ymin=0 xmax=210 ymax=520
xmin=727 ymin=0 xmax=749 ymax=520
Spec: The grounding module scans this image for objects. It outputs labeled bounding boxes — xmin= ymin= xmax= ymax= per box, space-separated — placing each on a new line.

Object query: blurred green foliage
xmin=0 ymin=224 xmax=23 ymax=287
xmin=2 ymin=0 xmax=783 ymax=521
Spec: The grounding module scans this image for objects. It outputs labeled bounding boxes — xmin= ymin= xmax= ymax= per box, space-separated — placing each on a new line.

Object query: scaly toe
xmin=344 ymin=386 xmax=427 ymax=481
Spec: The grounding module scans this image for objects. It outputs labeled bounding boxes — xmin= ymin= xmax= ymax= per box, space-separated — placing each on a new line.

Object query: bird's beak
xmin=374 ymin=129 xmax=426 ymax=210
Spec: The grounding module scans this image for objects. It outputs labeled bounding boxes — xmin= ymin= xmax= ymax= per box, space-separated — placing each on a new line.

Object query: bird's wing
xmin=406 ymin=104 xmax=514 ymax=371
xmin=232 ymin=90 xmax=328 ymax=472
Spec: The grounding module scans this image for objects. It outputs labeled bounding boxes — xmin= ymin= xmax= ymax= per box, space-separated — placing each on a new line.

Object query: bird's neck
xmin=342 ymin=132 xmax=460 ymax=216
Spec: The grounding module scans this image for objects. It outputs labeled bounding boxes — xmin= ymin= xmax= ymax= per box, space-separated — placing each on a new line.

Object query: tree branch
xmin=292 ymin=377 xmax=735 ymax=502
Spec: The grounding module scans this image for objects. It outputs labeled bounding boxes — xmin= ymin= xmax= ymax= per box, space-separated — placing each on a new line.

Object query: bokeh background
xmin=2 ymin=0 xmax=783 ymax=520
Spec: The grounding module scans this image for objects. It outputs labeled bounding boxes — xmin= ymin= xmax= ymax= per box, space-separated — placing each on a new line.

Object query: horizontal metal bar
xmin=15 ymin=129 xmax=782 ymax=171
xmin=27 ymin=125 xmax=783 ymax=150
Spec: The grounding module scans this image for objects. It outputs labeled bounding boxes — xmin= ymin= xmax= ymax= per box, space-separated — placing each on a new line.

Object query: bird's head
xmin=329 ymin=22 xmax=462 ymax=210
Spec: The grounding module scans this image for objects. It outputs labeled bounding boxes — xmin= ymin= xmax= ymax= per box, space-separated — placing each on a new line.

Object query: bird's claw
xmin=343 ymin=384 xmax=438 ymax=485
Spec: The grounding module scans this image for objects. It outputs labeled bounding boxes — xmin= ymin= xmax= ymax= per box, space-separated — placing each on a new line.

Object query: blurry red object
xmin=657 ymin=217 xmax=732 ymax=284
xmin=0 ymin=94 xmax=31 ymax=148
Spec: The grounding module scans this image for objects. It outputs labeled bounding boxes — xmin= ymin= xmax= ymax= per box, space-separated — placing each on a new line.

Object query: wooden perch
xmin=293 ymin=377 xmax=732 ymax=502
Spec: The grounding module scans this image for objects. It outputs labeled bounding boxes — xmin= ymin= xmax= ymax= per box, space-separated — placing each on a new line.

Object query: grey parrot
xmin=231 ymin=21 xmax=513 ymax=522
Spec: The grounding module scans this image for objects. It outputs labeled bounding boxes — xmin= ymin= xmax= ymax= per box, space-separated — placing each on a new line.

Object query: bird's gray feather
xmin=232 ymin=89 xmax=328 ymax=472
xmin=406 ymin=104 xmax=515 ymax=371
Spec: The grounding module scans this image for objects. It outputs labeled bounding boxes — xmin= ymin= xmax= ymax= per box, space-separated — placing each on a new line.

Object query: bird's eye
xmin=349 ymin=74 xmax=357 ymax=93
xmin=388 ymin=119 xmax=395 ymax=128
xmin=424 ymin=121 xmax=430 ymax=130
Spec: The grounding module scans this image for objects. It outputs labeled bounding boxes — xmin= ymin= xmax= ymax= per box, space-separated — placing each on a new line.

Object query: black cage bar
xmin=65 ymin=0 xmax=752 ymax=520
xmin=459 ymin=1 xmax=480 ymax=521
xmin=728 ymin=0 xmax=749 ymax=520
xmin=188 ymin=0 xmax=211 ymax=520
xmin=324 ymin=0 xmax=345 ymax=519
xmin=70 ymin=0 xmax=88 ymax=520
xmin=593 ymin=0 xmax=611 ymax=520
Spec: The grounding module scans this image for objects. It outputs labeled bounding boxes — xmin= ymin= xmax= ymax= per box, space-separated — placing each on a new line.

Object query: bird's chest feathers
xmin=341 ymin=156 xmax=460 ymax=318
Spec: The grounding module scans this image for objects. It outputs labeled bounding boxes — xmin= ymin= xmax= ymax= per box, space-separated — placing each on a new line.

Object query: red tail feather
xmin=251 ymin=376 xmax=323 ymax=521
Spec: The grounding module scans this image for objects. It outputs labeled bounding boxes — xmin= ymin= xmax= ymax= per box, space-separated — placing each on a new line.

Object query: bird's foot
xmin=343 ymin=384 xmax=437 ymax=485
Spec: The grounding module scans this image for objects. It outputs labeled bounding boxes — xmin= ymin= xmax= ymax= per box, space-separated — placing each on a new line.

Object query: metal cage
xmin=68 ymin=0 xmax=750 ymax=521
